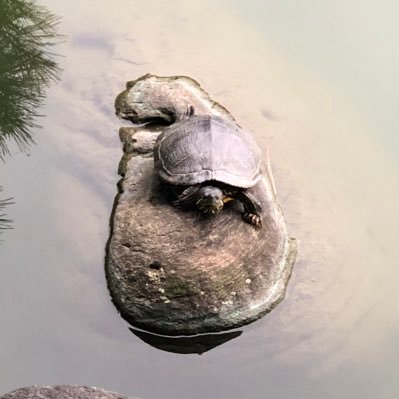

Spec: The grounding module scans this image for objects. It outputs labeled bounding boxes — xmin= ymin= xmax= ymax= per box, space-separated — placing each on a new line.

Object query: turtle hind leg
xmin=236 ymin=190 xmax=262 ymax=228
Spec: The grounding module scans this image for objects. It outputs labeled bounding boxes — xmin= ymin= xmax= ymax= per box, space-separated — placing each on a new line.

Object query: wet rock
xmin=0 ymin=386 xmax=136 ymax=399
xmin=106 ymin=74 xmax=297 ymax=336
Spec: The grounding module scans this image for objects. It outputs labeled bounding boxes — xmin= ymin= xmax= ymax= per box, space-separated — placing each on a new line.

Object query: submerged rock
xmin=106 ymin=74 xmax=297 ymax=336
xmin=0 ymin=386 xmax=136 ymax=399
xmin=130 ymin=327 xmax=242 ymax=355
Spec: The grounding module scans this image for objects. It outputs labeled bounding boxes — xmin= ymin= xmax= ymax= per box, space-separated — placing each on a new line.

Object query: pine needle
xmin=0 ymin=188 xmax=13 ymax=231
xmin=0 ymin=0 xmax=62 ymax=158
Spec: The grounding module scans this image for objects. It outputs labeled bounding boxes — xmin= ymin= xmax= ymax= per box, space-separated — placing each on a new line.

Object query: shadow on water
xmin=130 ymin=327 xmax=242 ymax=355
xmin=0 ymin=0 xmax=62 ymax=234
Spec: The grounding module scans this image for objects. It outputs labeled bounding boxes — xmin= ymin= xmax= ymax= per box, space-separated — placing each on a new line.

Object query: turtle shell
xmin=154 ymin=115 xmax=262 ymax=188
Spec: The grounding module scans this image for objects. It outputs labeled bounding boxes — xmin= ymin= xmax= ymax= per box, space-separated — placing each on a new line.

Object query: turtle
xmin=154 ymin=109 xmax=264 ymax=227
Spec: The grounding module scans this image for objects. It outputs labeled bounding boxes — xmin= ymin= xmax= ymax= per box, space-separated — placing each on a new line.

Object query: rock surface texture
xmin=0 ymin=386 xmax=135 ymax=399
xmin=107 ymin=74 xmax=297 ymax=335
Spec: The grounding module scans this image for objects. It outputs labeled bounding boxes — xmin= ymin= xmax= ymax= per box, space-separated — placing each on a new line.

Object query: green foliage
xmin=0 ymin=0 xmax=62 ymax=157
xmin=0 ymin=0 xmax=62 ymax=232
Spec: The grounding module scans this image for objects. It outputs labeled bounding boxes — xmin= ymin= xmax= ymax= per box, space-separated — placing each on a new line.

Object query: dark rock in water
xmin=130 ymin=327 xmax=242 ymax=355
xmin=0 ymin=386 xmax=136 ymax=399
xmin=106 ymin=74 xmax=297 ymax=336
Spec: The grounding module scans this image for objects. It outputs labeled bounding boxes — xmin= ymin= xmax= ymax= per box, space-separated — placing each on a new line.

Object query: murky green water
xmin=1 ymin=0 xmax=398 ymax=398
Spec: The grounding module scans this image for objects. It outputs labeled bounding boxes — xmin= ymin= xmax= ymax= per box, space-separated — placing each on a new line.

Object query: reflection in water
xmin=0 ymin=0 xmax=61 ymax=157
xmin=0 ymin=190 xmax=12 ymax=232
xmin=0 ymin=0 xmax=61 ymax=237
xmin=130 ymin=327 xmax=242 ymax=354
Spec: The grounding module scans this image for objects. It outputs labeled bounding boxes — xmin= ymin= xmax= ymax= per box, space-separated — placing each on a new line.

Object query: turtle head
xmin=196 ymin=186 xmax=224 ymax=216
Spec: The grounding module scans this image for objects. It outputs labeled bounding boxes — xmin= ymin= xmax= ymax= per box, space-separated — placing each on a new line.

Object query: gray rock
xmin=0 ymin=386 xmax=136 ymax=399
xmin=106 ymin=74 xmax=297 ymax=336
xmin=115 ymin=73 xmax=234 ymax=123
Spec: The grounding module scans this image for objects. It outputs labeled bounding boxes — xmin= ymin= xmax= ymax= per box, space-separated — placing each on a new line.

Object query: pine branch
xmin=0 ymin=0 xmax=62 ymax=158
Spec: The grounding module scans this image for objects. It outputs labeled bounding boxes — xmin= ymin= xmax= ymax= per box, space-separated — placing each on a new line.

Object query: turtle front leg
xmin=173 ymin=186 xmax=201 ymax=207
xmin=237 ymin=190 xmax=262 ymax=228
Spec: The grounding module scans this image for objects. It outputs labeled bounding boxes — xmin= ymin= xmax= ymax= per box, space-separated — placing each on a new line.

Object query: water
xmin=1 ymin=0 xmax=398 ymax=398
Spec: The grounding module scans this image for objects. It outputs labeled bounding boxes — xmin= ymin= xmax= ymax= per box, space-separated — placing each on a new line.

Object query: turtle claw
xmin=243 ymin=212 xmax=262 ymax=228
